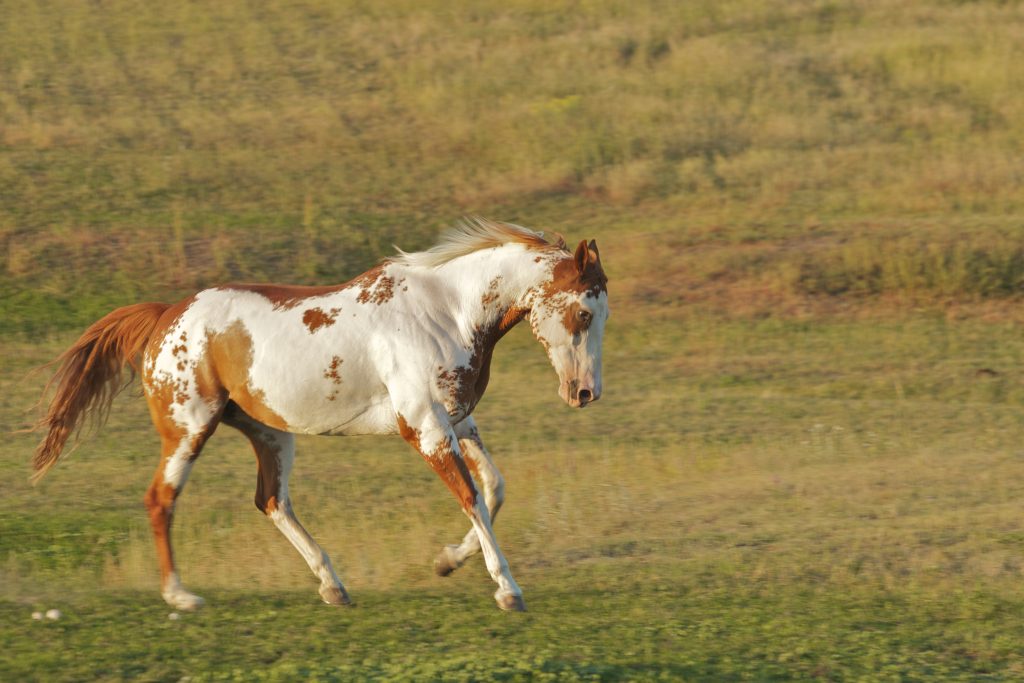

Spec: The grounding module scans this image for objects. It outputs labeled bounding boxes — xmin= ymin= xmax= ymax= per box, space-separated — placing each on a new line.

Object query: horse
xmin=31 ymin=218 xmax=609 ymax=612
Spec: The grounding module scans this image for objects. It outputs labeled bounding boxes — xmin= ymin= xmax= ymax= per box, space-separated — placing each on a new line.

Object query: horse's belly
xmin=316 ymin=399 xmax=399 ymax=436
xmin=250 ymin=375 xmax=398 ymax=437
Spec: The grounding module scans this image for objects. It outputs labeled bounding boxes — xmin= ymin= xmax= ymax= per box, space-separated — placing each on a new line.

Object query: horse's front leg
xmin=395 ymin=405 xmax=524 ymax=612
xmin=433 ymin=416 xmax=505 ymax=577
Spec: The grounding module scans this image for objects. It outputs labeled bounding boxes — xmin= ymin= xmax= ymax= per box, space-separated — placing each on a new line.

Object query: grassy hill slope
xmin=4 ymin=1 xmax=1024 ymax=680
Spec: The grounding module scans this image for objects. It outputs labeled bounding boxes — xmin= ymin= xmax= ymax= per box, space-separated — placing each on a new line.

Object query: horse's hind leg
xmin=221 ymin=403 xmax=351 ymax=606
xmin=143 ymin=400 xmax=222 ymax=611
xmin=434 ymin=417 xmax=506 ymax=577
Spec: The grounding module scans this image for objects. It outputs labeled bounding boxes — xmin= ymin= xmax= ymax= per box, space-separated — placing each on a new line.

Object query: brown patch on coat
xmin=354 ymin=268 xmax=404 ymax=305
xmin=218 ymin=261 xmax=403 ymax=311
xmin=436 ymin=307 xmax=528 ymax=416
xmin=145 ymin=369 xmax=193 ymax=409
xmin=547 ymin=240 xmax=608 ymax=299
xmin=218 ymin=283 xmax=347 ymax=311
xmin=302 ymin=307 xmax=341 ymax=333
xmin=143 ymin=478 xmax=179 ymax=584
xmin=170 ymin=341 xmax=189 ymax=374
xmin=357 ymin=275 xmax=395 ymax=304
xmin=481 ymin=276 xmax=503 ymax=307
xmin=142 ymin=403 xmax=221 ymax=586
xmin=196 ymin=321 xmax=289 ymax=431
xmin=530 ymin=240 xmax=608 ymax=338
xmin=142 ymin=375 xmax=183 ymax=442
xmin=324 ymin=356 xmax=343 ymax=401
xmin=437 ymin=366 xmax=462 ymax=410
xmin=343 ymin=264 xmax=381 ymax=286
xmin=473 ymin=307 xmax=529 ymax=389
xmin=462 ymin=451 xmax=481 ymax=480
xmin=561 ymin=301 xmax=593 ymax=338
xmin=324 ymin=356 xmax=343 ymax=383
xmin=343 ymin=264 xmax=384 ymax=303
xmin=396 ymin=413 xmax=421 ymax=449
xmin=139 ymin=296 xmax=223 ymax=430
xmin=431 ymin=447 xmax=479 ymax=512
xmin=397 ymin=414 xmax=478 ymax=511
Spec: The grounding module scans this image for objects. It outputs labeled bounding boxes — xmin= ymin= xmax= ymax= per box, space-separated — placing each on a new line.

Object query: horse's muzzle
xmin=566 ymin=380 xmax=600 ymax=408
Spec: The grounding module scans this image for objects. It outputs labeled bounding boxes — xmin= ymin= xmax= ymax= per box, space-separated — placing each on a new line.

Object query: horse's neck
xmin=416 ymin=246 xmax=552 ymax=346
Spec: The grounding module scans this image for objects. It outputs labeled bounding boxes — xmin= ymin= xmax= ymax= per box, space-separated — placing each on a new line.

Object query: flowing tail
xmin=31 ymin=302 xmax=170 ymax=483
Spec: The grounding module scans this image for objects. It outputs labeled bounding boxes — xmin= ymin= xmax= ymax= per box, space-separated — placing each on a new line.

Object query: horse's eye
xmin=576 ymin=309 xmax=592 ymax=324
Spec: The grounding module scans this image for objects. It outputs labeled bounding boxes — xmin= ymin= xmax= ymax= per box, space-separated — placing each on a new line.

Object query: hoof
xmin=495 ymin=592 xmax=526 ymax=612
xmin=319 ymin=585 xmax=352 ymax=606
xmin=433 ymin=545 xmax=462 ymax=577
xmin=163 ymin=590 xmax=205 ymax=612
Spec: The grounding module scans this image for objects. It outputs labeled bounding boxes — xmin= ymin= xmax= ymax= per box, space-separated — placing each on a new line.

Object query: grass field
xmin=4 ymin=0 xmax=1024 ymax=680
xmin=7 ymin=318 xmax=1024 ymax=680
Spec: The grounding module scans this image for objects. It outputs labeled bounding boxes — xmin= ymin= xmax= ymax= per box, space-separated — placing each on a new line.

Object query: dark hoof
xmin=433 ymin=546 xmax=461 ymax=577
xmin=495 ymin=592 xmax=526 ymax=612
xmin=319 ymin=585 xmax=352 ymax=606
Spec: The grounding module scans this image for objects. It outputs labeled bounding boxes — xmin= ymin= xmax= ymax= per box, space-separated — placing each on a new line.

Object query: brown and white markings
xmin=30 ymin=218 xmax=609 ymax=612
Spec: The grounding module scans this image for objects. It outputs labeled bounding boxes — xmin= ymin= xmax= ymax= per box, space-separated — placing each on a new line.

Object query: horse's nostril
xmin=578 ymin=389 xmax=593 ymax=404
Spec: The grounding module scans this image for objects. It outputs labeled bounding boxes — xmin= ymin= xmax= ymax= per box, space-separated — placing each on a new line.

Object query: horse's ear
xmin=588 ymin=239 xmax=600 ymax=263
xmin=574 ymin=239 xmax=590 ymax=273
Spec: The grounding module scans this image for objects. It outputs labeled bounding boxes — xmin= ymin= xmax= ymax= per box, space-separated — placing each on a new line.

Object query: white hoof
xmin=163 ymin=588 xmax=205 ymax=611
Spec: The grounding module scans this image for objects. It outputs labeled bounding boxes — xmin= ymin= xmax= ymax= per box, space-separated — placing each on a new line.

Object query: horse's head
xmin=529 ymin=239 xmax=609 ymax=408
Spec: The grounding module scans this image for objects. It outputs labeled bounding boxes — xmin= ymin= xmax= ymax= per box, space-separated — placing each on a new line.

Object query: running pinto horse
xmin=31 ymin=218 xmax=608 ymax=612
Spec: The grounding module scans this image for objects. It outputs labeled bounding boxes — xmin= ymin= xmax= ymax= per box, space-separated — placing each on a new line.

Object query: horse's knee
xmin=254 ymin=491 xmax=281 ymax=515
xmin=492 ymin=472 xmax=506 ymax=506
xmin=143 ymin=486 xmax=158 ymax=511
xmin=253 ymin=466 xmax=282 ymax=514
xmin=253 ymin=476 xmax=280 ymax=514
xmin=481 ymin=469 xmax=505 ymax=518
xmin=251 ymin=442 xmax=287 ymax=515
xmin=144 ymin=481 xmax=177 ymax=517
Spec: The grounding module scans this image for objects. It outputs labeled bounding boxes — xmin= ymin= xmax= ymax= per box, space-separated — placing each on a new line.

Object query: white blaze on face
xmin=530 ymin=289 xmax=608 ymax=408
xmin=580 ymin=291 xmax=608 ymax=401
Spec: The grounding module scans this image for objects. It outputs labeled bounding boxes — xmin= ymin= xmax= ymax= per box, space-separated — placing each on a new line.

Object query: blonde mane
xmin=391 ymin=217 xmax=566 ymax=268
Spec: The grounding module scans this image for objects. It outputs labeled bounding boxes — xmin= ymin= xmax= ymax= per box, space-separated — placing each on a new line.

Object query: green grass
xmin=4 ymin=0 xmax=1024 ymax=679
xmin=7 ymin=316 xmax=1024 ymax=679
xmin=6 ymin=577 xmax=1024 ymax=681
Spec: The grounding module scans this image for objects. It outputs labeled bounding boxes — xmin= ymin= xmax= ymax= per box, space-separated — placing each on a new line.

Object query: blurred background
xmin=3 ymin=1 xmax=1024 ymax=679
